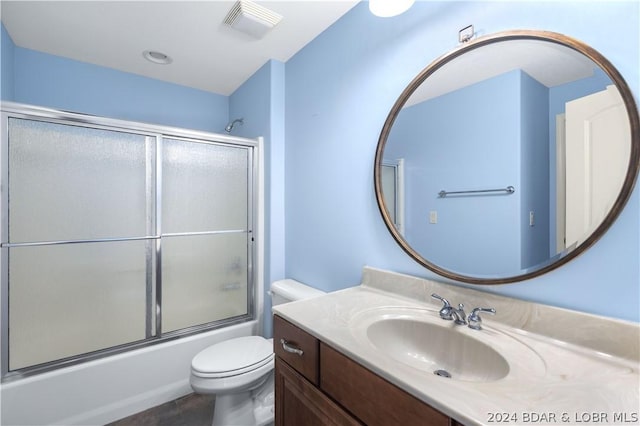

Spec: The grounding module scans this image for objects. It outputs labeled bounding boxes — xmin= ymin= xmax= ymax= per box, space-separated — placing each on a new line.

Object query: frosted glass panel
xmin=3 ymin=113 xmax=255 ymax=374
xmin=8 ymin=118 xmax=150 ymax=242
xmin=8 ymin=241 xmax=148 ymax=370
xmin=163 ymin=139 xmax=248 ymax=233
xmin=162 ymin=233 xmax=248 ymax=333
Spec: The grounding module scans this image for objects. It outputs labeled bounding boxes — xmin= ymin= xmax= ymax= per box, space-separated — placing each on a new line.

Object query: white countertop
xmin=273 ymin=267 xmax=640 ymax=426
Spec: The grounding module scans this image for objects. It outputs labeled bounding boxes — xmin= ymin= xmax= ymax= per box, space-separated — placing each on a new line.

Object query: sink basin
xmin=350 ymin=307 xmax=546 ymax=383
xmin=366 ymin=317 xmax=509 ymax=382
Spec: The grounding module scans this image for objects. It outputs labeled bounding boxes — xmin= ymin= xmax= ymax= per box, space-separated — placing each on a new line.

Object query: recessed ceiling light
xmin=143 ymin=50 xmax=173 ymax=65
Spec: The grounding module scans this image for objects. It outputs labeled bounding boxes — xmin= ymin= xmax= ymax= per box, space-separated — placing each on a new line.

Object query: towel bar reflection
xmin=438 ymin=186 xmax=515 ymax=198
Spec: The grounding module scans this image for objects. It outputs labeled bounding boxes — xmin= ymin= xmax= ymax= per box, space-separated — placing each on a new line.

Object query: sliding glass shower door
xmin=1 ymin=106 xmax=256 ymax=377
xmin=161 ymin=138 xmax=251 ymax=333
xmin=7 ymin=118 xmax=152 ymax=371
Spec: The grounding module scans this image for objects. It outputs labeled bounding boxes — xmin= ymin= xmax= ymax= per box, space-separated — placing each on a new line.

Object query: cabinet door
xmin=320 ymin=343 xmax=450 ymax=426
xmin=275 ymin=358 xmax=361 ymax=426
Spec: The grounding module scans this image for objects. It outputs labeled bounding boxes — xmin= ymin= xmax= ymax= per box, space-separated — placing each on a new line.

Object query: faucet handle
xmin=431 ymin=293 xmax=451 ymax=307
xmin=467 ymin=307 xmax=496 ymax=330
xmin=431 ymin=293 xmax=453 ymax=320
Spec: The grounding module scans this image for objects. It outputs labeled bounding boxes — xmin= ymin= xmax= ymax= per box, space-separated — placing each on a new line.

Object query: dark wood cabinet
xmin=275 ymin=355 xmax=362 ymax=426
xmin=274 ymin=315 xmax=463 ymax=426
xmin=273 ymin=313 xmax=319 ymax=385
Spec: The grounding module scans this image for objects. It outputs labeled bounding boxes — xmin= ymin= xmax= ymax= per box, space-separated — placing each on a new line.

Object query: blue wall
xmin=360 ymin=67 xmax=550 ymax=277
xmin=2 ymin=2 xmax=639 ymax=323
xmin=519 ymin=71 xmax=550 ymax=268
xmin=11 ymin=45 xmax=228 ymax=132
xmin=1 ymin=24 xmax=15 ymax=101
xmin=285 ymin=1 xmax=639 ymax=321
xmin=385 ymin=70 xmax=523 ymax=276
xmin=229 ymin=60 xmax=286 ymax=337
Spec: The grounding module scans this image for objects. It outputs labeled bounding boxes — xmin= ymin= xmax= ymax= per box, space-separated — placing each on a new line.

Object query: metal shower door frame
xmin=0 ymin=102 xmax=260 ymax=381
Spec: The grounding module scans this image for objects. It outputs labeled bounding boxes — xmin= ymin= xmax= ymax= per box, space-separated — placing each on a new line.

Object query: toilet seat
xmin=191 ymin=336 xmax=273 ymax=379
xmin=189 ymin=279 xmax=326 ymax=426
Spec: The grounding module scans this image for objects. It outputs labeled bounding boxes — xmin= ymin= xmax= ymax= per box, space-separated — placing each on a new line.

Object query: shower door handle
xmin=280 ymin=339 xmax=304 ymax=356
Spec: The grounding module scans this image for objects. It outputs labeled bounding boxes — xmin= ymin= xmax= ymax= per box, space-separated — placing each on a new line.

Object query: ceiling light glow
xmin=369 ymin=0 xmax=415 ymax=17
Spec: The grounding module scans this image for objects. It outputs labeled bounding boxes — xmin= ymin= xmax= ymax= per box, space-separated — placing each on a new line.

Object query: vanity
xmin=273 ymin=267 xmax=640 ymax=426
xmin=273 ymin=28 xmax=640 ymax=426
xmin=273 ymin=313 xmax=460 ymax=426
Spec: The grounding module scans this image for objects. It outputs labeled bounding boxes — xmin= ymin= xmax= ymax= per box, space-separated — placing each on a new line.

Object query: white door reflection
xmin=381 ymin=159 xmax=405 ymax=236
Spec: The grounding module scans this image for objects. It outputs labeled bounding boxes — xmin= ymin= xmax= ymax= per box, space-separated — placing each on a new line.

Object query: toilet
xmin=190 ymin=279 xmax=326 ymax=426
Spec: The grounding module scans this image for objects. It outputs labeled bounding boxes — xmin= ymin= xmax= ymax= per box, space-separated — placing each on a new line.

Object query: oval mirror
xmin=374 ymin=30 xmax=640 ymax=284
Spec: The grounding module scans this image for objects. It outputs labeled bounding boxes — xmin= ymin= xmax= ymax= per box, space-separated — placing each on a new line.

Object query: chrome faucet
xmin=431 ymin=294 xmax=497 ymax=329
xmin=431 ymin=294 xmax=467 ymax=325
xmin=449 ymin=303 xmax=467 ymax=325
xmin=467 ymin=307 xmax=496 ymax=330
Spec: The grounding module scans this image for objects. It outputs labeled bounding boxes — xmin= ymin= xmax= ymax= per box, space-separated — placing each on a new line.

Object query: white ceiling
xmin=405 ymin=39 xmax=600 ymax=107
xmin=1 ymin=1 xmax=360 ymax=96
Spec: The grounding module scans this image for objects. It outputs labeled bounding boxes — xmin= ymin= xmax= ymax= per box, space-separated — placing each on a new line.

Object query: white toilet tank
xmin=270 ymin=279 xmax=326 ymax=306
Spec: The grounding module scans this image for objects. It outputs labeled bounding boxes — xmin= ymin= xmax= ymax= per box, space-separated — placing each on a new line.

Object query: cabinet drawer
xmin=320 ymin=343 xmax=450 ymax=426
xmin=273 ymin=315 xmax=319 ymax=385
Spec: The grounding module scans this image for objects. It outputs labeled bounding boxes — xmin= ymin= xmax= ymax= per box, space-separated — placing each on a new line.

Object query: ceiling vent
xmin=224 ymin=0 xmax=283 ymax=39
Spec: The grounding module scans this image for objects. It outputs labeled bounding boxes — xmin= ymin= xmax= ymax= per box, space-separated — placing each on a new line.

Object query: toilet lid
xmin=192 ymin=336 xmax=273 ymax=375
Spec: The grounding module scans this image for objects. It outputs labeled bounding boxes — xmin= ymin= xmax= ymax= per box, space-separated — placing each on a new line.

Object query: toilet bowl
xmin=190 ymin=279 xmax=325 ymax=426
xmin=191 ymin=336 xmax=275 ymax=426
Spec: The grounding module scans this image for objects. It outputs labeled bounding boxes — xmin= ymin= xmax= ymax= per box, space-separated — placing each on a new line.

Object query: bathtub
xmin=0 ymin=320 xmax=257 ymax=425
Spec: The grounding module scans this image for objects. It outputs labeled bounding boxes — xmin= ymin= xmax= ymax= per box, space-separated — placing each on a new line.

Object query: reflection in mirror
xmin=381 ymin=159 xmax=405 ymax=235
xmin=376 ymin=31 xmax=639 ymax=284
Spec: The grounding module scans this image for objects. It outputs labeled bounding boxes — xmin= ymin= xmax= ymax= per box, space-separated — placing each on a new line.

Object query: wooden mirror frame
xmin=374 ymin=30 xmax=640 ymax=285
